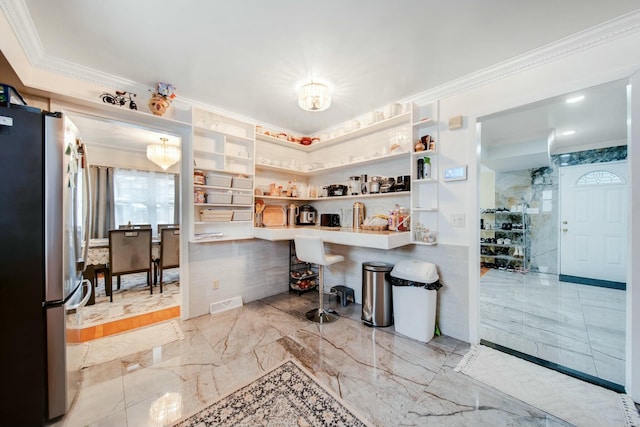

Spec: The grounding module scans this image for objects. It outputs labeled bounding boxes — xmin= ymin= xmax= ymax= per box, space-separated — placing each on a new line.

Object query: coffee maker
xmin=297 ymin=204 xmax=316 ymax=225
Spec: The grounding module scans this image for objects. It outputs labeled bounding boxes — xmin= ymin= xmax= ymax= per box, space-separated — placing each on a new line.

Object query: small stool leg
xmin=305 ymin=266 xmax=338 ymax=324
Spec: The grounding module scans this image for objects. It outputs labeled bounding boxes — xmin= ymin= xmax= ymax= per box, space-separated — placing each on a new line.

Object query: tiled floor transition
xmin=50 ymin=290 xmax=608 ymax=427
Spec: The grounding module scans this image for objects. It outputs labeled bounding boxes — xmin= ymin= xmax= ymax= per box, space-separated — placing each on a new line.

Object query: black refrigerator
xmin=0 ymin=101 xmax=91 ymax=425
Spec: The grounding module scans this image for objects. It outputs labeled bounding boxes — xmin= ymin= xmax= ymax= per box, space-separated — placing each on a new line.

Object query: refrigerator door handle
xmin=78 ymin=141 xmax=92 ymax=270
xmin=65 ymin=279 xmax=92 ymax=311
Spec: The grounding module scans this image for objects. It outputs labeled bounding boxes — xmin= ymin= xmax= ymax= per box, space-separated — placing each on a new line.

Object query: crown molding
xmin=3 ymin=0 xmax=640 ymax=114
xmin=402 ymin=9 xmax=640 ymax=106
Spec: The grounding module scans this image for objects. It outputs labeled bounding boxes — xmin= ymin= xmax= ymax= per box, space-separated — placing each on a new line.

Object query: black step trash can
xmin=390 ymin=259 xmax=442 ymax=342
xmin=361 ymin=261 xmax=394 ymax=327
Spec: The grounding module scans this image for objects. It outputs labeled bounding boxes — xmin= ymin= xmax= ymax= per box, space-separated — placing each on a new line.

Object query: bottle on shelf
xmin=423 ymin=157 xmax=431 ymax=179
xmin=417 ymin=158 xmax=424 ymax=179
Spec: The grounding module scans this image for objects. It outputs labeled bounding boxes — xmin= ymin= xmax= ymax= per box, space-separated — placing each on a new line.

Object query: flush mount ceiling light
xmin=146 ymin=137 xmax=180 ymax=170
xmin=298 ymin=82 xmax=331 ymax=112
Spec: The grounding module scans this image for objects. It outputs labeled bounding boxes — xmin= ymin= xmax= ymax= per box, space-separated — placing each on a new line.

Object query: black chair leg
xmin=159 ymin=268 xmax=163 ymax=294
xmin=106 ymin=275 xmax=113 ymax=303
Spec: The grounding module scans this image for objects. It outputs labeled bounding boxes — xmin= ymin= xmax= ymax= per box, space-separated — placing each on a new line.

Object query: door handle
xmin=562 ymin=228 xmax=568 ymax=232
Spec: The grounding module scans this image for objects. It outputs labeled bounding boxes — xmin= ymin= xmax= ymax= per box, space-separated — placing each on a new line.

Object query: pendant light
xmin=146 ymin=137 xmax=180 ymax=170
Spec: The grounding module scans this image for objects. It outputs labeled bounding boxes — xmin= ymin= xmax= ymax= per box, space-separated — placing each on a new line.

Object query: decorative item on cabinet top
xmin=148 ymin=82 xmax=176 ymax=116
xmin=100 ymin=90 xmax=137 ymax=110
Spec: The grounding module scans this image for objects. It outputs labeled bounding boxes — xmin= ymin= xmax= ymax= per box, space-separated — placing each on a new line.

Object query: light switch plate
xmin=451 ymin=214 xmax=465 ymax=227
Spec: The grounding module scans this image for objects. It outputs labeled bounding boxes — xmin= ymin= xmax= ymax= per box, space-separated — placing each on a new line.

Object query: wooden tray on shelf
xmin=262 ymin=205 xmax=286 ymax=227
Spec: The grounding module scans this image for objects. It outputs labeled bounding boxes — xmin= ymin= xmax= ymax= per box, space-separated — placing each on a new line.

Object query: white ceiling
xmin=480 ymin=79 xmax=628 ymax=171
xmin=1 ymin=1 xmax=636 ymax=162
xmin=15 ymin=0 xmax=640 ymax=136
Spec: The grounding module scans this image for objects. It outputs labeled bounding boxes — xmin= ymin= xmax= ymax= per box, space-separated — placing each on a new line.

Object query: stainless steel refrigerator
xmin=0 ymin=102 xmax=91 ymax=425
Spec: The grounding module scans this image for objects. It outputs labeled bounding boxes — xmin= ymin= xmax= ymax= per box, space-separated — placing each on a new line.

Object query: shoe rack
xmin=480 ymin=208 xmax=529 ymax=272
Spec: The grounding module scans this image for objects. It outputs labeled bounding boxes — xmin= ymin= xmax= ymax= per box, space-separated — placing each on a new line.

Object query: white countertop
xmin=253 ymin=226 xmax=411 ymax=250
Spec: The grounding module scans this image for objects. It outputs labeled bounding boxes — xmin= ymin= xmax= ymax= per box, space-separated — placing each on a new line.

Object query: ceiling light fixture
xmin=561 ymin=130 xmax=576 ymax=136
xmin=298 ymin=82 xmax=331 ymax=112
xmin=146 ymin=137 xmax=181 ymax=170
xmin=566 ymin=95 xmax=585 ymax=103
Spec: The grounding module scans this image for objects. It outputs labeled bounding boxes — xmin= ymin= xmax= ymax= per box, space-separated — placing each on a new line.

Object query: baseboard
xmin=559 ymin=274 xmax=625 ymax=290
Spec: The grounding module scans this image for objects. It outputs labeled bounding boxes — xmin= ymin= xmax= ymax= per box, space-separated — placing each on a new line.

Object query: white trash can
xmin=390 ymin=259 xmax=441 ymax=343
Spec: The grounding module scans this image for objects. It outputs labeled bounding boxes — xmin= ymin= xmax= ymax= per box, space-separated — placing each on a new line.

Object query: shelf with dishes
xmin=255 ymin=111 xmax=411 ymax=153
xmin=256 ymin=192 xmax=410 ymax=203
xmin=255 ymin=150 xmax=410 ymax=176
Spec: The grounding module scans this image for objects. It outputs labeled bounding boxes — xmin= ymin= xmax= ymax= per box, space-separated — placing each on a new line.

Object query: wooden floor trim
xmin=67 ymin=305 xmax=180 ymax=343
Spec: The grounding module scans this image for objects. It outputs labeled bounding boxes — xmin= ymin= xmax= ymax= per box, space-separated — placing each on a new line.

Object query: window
xmin=113 ymin=169 xmax=176 ymax=232
xmin=576 ymin=170 xmax=624 ymax=186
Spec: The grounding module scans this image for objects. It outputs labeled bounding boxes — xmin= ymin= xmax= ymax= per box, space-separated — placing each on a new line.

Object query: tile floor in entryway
xmin=480 ymin=269 xmax=626 ymax=386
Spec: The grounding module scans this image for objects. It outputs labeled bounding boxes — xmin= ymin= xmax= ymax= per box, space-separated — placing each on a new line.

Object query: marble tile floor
xmin=52 ymin=291 xmax=583 ymax=427
xmin=480 ymin=269 xmax=626 ymax=386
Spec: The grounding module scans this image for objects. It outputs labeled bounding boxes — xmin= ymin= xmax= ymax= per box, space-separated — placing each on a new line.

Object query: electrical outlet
xmin=451 ymin=214 xmax=465 ymax=227
xmin=212 ymin=280 xmax=219 ymax=290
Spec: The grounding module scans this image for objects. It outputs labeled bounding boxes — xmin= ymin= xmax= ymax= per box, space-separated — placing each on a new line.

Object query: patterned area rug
xmin=455 ymin=345 xmax=640 ymax=427
xmin=173 ymin=359 xmax=371 ymax=427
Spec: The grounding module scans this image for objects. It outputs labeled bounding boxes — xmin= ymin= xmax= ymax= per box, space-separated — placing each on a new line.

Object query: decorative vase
xmin=148 ymin=93 xmax=171 ymax=116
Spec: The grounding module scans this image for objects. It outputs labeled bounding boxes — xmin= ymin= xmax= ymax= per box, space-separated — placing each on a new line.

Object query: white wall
xmin=187 ymin=239 xmax=290 ymax=317
xmin=88 ymin=144 xmax=180 ymax=174
xmin=628 ymin=70 xmax=640 ymax=401
xmin=432 ymin=29 xmax=640 ymax=399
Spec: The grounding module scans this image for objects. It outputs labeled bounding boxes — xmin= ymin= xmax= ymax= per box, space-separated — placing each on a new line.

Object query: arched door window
xmin=575 ymin=170 xmax=625 ymax=186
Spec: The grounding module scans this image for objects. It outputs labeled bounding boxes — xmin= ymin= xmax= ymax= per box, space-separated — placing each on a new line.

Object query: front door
xmin=559 ymin=161 xmax=627 ymax=284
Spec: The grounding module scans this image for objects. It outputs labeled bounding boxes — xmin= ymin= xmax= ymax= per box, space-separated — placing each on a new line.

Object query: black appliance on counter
xmin=321 ymin=213 xmax=341 ymax=227
xmin=328 ymin=184 xmax=348 ymax=196
xmin=395 ymin=175 xmax=411 ymax=192
xmin=297 ymin=204 xmax=316 ymax=225
xmin=0 ymin=99 xmax=91 ymax=425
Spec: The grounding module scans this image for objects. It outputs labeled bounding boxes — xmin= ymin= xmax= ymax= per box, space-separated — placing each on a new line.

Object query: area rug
xmin=455 ymin=345 xmax=640 ymax=427
xmin=172 ymin=359 xmax=372 ymax=427
xmin=82 ymin=319 xmax=184 ymax=367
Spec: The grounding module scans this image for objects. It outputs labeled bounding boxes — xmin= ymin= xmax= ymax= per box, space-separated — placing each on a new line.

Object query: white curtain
xmin=113 ymin=168 xmax=177 ymax=232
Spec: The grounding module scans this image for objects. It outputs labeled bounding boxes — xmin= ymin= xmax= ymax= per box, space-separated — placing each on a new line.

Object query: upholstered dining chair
xmin=108 ymin=228 xmax=153 ymax=300
xmin=157 ymin=223 xmax=179 ymax=234
xmin=293 ymin=235 xmax=344 ymax=324
xmin=119 ymin=223 xmax=152 ymax=229
xmin=154 ymin=227 xmax=180 ymax=293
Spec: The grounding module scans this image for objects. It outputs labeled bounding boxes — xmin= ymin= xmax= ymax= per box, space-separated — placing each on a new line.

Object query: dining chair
xmin=119 ymin=223 xmax=152 ymax=229
xmin=154 ymin=227 xmax=180 ymax=293
xmin=108 ymin=228 xmax=153 ymax=300
xmin=157 ymin=223 xmax=179 ymax=234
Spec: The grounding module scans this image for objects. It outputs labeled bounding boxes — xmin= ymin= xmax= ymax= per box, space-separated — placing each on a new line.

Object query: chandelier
xmin=298 ymin=82 xmax=331 ymax=112
xmin=146 ymin=137 xmax=181 ymax=170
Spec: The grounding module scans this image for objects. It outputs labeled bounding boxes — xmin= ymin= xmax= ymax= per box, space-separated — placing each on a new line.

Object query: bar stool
xmin=294 ymin=235 xmax=344 ymax=324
